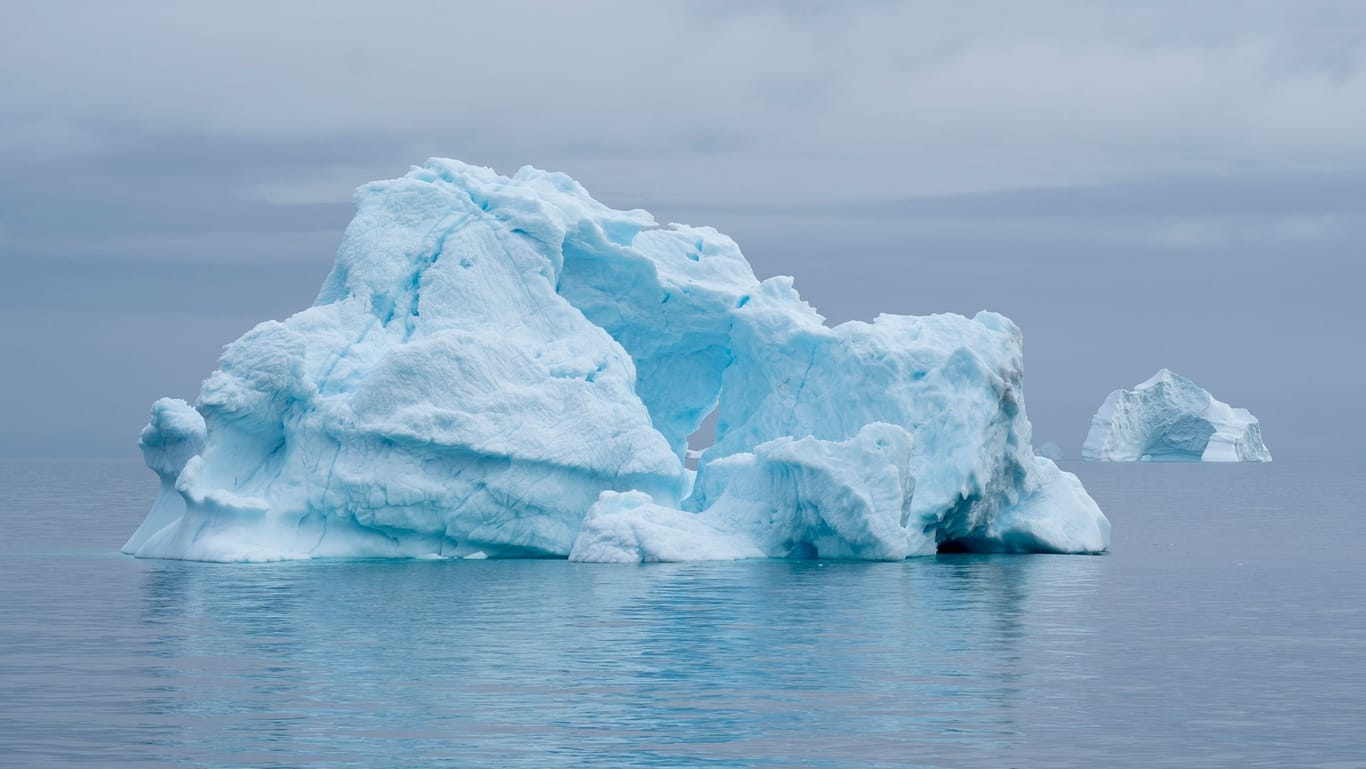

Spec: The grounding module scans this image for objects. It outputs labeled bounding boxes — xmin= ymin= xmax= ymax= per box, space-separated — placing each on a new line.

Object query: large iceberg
xmin=124 ymin=159 xmax=1109 ymax=562
xmin=1082 ymin=369 xmax=1271 ymax=462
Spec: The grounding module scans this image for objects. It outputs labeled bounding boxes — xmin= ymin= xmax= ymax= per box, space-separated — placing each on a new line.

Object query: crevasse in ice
xmin=124 ymin=159 xmax=1110 ymax=562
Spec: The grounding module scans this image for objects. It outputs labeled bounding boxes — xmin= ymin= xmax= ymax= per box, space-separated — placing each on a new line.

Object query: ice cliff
xmin=1082 ymin=369 xmax=1271 ymax=462
xmin=124 ymin=159 xmax=1109 ymax=562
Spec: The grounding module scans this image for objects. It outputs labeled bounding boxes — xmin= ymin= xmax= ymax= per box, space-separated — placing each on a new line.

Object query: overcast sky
xmin=2 ymin=1 xmax=1363 ymax=460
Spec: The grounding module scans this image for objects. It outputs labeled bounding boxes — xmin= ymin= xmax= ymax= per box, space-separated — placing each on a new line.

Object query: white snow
xmin=1082 ymin=369 xmax=1271 ymax=462
xmin=125 ymin=159 xmax=1109 ymax=562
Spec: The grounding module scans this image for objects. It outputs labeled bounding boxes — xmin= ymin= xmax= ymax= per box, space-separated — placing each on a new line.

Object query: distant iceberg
xmin=124 ymin=159 xmax=1109 ymax=562
xmin=1082 ymin=369 xmax=1271 ymax=462
xmin=1036 ymin=441 xmax=1064 ymax=461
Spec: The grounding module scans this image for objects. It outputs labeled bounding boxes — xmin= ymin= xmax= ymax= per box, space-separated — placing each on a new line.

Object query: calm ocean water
xmin=1 ymin=459 xmax=1362 ymax=768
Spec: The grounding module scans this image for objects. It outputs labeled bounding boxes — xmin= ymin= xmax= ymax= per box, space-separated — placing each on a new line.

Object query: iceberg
xmin=1081 ymin=369 xmax=1271 ymax=462
xmin=124 ymin=159 xmax=1109 ymax=562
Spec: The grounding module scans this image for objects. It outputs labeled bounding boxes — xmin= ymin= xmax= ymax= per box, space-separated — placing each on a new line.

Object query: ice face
xmin=122 ymin=398 xmax=206 ymax=554
xmin=572 ymin=423 xmax=921 ymax=563
xmin=1082 ymin=369 xmax=1271 ymax=462
xmin=125 ymin=159 xmax=1110 ymax=562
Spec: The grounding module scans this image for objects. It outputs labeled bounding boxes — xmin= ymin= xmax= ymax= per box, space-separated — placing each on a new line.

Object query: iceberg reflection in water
xmin=130 ymin=554 xmax=1101 ymax=767
xmin=2 ymin=460 xmax=1363 ymax=768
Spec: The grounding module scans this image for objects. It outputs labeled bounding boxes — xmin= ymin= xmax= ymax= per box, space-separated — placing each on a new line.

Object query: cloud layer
xmin=2 ymin=1 xmax=1363 ymax=458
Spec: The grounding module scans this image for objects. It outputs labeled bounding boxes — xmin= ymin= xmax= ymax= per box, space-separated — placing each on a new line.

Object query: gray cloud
xmin=649 ymin=173 xmax=1366 ymax=222
xmin=7 ymin=1 xmax=1366 ymax=196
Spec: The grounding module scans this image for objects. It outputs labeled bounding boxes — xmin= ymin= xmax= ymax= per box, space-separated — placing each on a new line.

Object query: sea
xmin=1 ymin=459 xmax=1362 ymax=768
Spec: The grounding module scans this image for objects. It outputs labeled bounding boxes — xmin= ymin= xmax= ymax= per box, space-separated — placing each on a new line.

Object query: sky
xmin=2 ymin=0 xmax=1363 ymax=460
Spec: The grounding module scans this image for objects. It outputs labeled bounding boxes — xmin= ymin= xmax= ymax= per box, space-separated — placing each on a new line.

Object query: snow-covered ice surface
xmin=1082 ymin=369 xmax=1271 ymax=462
xmin=125 ymin=159 xmax=1109 ymax=562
